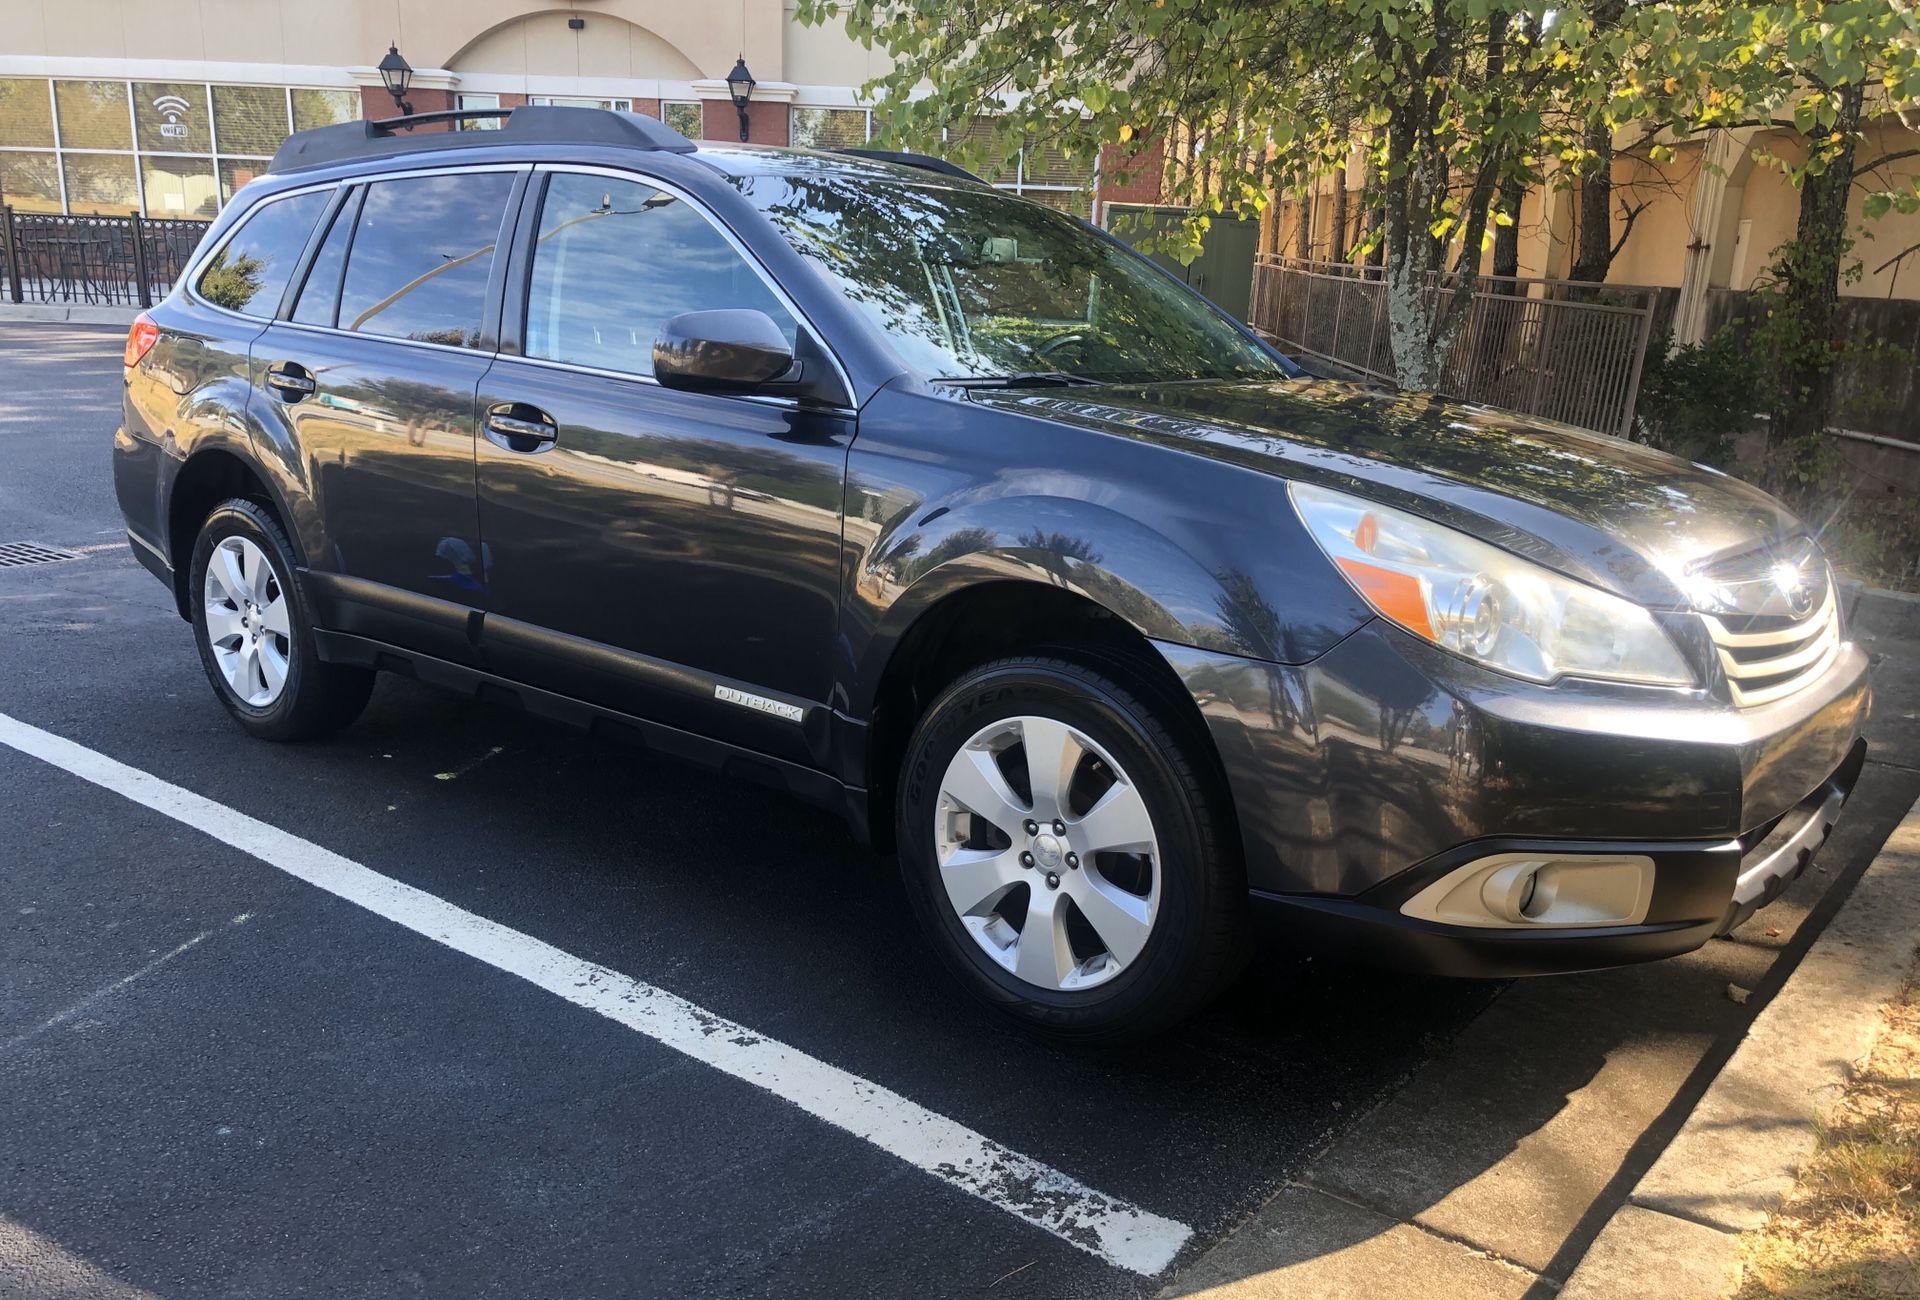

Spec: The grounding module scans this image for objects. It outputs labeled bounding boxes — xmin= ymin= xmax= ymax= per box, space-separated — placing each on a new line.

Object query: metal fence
xmin=0 ymin=209 xmax=211 ymax=309
xmin=1248 ymin=256 xmax=1660 ymax=438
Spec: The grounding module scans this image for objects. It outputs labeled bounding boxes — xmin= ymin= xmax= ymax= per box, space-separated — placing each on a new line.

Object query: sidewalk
xmin=1161 ymin=592 xmax=1920 ymax=1300
xmin=1559 ymin=809 xmax=1920 ymax=1300
xmin=0 ymin=303 xmax=139 ymax=326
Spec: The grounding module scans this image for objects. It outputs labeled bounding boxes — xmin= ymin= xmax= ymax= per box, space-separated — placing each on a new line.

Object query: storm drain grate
xmin=0 ymin=542 xmax=82 ymax=569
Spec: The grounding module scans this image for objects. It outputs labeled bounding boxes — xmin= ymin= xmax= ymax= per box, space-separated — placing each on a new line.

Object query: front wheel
xmin=897 ymin=657 xmax=1248 ymax=1043
xmin=188 ymin=498 xmax=373 ymax=741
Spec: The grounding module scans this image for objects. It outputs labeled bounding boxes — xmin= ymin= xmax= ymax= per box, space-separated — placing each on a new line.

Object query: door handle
xmin=265 ymin=362 xmax=316 ymax=400
xmin=484 ymin=403 xmax=558 ymax=453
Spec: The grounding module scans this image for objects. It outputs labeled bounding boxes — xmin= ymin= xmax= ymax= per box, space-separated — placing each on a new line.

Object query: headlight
xmin=1291 ymin=482 xmax=1693 ymax=688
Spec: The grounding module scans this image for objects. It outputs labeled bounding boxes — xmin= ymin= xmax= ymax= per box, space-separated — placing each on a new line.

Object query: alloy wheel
xmin=202 ymin=535 xmax=291 ymax=707
xmin=933 ymin=715 xmax=1161 ymax=992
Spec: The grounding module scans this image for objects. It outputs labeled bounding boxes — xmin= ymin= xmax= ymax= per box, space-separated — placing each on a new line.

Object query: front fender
xmin=837 ymin=385 xmax=1376 ymax=722
xmin=843 ymin=489 xmax=1352 ymax=720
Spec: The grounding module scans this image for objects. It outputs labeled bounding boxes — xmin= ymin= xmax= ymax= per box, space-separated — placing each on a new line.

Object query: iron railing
xmin=1248 ymin=256 xmax=1660 ymax=438
xmin=1 ymin=209 xmax=211 ymax=309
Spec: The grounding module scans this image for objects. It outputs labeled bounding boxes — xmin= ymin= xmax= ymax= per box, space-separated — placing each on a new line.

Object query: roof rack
xmin=268 ymin=104 xmax=698 ymax=175
xmin=831 ymin=148 xmax=985 ymax=184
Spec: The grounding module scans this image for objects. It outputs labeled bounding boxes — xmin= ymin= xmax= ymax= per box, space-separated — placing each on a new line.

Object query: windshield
xmin=731 ymin=174 xmax=1292 ymax=385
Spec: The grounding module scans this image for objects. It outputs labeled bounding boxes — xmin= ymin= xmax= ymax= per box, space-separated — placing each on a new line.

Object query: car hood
xmin=971 ymin=378 xmax=1820 ymax=614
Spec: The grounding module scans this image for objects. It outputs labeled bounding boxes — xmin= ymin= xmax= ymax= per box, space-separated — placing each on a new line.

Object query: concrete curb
xmin=1557 ymin=794 xmax=1920 ymax=1300
xmin=0 ymin=304 xmax=139 ymax=326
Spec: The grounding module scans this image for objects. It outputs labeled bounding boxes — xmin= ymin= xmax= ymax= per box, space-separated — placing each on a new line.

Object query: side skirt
xmin=313 ymin=629 xmax=875 ymax=846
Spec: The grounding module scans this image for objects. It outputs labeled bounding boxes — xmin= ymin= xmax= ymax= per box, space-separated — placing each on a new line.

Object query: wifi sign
xmin=152 ymin=93 xmax=192 ymax=140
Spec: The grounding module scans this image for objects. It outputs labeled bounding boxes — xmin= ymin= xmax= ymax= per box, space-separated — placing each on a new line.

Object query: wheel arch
xmin=856 ymin=575 xmax=1238 ymax=860
xmin=165 ymin=444 xmax=305 ymax=620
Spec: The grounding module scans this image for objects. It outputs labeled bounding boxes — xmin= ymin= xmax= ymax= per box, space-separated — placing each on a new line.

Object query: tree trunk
xmin=1772 ymin=84 xmax=1864 ymax=456
xmin=1568 ymin=121 xmax=1615 ymax=284
xmin=1568 ymin=0 xmax=1625 ymax=286
xmin=1491 ymin=170 xmax=1525 ymax=285
xmin=1330 ymin=163 xmax=1349 ymax=263
xmin=1294 ymin=189 xmax=1312 ymax=261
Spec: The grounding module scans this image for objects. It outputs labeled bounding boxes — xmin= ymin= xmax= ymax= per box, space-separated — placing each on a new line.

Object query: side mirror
xmin=653 ymin=309 xmax=797 ymax=394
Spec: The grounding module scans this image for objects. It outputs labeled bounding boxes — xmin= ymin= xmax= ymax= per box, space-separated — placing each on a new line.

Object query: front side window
xmin=734 ymin=175 xmax=1286 ymax=385
xmin=195 ymin=188 xmax=328 ymax=315
xmin=524 ymin=172 xmax=797 ymax=377
xmin=337 ymin=171 xmax=515 ymax=347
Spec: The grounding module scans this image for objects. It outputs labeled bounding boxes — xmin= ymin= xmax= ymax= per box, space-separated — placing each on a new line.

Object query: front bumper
xmin=1155 ymin=615 xmax=1872 ymax=977
xmin=1245 ymin=738 xmax=1865 ymax=978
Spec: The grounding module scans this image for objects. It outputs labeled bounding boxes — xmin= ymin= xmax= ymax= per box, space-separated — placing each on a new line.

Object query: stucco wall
xmin=0 ymin=0 xmax=849 ymax=86
xmin=1601 ymin=147 xmax=1699 ymax=288
xmin=449 ymin=12 xmax=702 ymax=82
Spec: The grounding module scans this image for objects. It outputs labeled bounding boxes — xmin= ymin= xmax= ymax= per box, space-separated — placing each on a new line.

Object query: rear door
xmin=473 ymin=166 xmax=854 ymax=764
xmin=251 ymin=166 xmax=525 ymax=665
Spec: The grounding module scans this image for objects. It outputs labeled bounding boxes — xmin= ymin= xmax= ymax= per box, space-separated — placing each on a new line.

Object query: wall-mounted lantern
xmin=378 ymin=44 xmax=415 ymax=117
xmin=725 ymin=57 xmax=756 ymax=142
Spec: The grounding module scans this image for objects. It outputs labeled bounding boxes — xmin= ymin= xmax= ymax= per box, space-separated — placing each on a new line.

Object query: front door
xmin=474 ymin=169 xmax=851 ymax=764
xmin=252 ymin=167 xmax=521 ymax=664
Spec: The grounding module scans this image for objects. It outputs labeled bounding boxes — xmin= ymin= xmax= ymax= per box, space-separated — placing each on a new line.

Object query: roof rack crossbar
xmin=267 ymin=104 xmax=698 ymax=175
xmin=367 ymin=108 xmax=513 ymax=135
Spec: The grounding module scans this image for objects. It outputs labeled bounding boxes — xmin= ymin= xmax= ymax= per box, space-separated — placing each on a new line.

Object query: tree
xmin=798 ymin=0 xmax=1622 ymax=391
xmin=1626 ymin=0 xmax=1920 ymax=453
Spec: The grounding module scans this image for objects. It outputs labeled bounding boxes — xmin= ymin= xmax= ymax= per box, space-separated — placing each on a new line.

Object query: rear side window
xmin=336 ymin=171 xmax=515 ymax=348
xmin=523 ymin=172 xmax=798 ymax=377
xmin=194 ymin=189 xmax=328 ymax=317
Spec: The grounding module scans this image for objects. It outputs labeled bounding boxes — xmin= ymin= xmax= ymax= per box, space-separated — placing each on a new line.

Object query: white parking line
xmin=0 ymin=712 xmax=1193 ymax=1276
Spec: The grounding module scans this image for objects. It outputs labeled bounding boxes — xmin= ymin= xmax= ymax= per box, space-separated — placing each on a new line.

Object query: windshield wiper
xmin=943 ymin=371 xmax=1106 ymax=389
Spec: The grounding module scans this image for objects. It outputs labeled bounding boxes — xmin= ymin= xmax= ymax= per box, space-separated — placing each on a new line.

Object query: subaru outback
xmin=113 ymin=106 xmax=1870 ymax=1041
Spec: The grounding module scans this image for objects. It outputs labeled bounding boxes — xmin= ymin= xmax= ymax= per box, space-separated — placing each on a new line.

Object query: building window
xmin=791 ymin=107 xmax=870 ymax=151
xmin=290 ymin=89 xmax=357 ymax=132
xmin=457 ymin=93 xmax=503 ymax=131
xmin=530 ymin=96 xmax=633 ymax=111
xmin=955 ymin=117 xmax=1094 ymax=217
xmin=0 ymin=77 xmax=358 ymax=217
xmin=662 ymin=101 xmax=701 ymax=138
xmin=788 ymin=107 xmax=1094 ymax=215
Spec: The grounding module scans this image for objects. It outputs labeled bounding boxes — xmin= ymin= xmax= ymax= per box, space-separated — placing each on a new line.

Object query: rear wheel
xmin=897 ymin=657 xmax=1248 ymax=1043
xmin=188 ymin=498 xmax=373 ymax=741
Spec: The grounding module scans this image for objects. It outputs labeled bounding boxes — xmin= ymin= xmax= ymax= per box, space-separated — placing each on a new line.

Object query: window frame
xmin=327 ymin=165 xmax=523 ymax=350
xmin=498 ymin=163 xmax=853 ymax=408
xmin=182 ymin=178 xmax=345 ymax=323
xmin=183 ymin=163 xmax=530 ymax=357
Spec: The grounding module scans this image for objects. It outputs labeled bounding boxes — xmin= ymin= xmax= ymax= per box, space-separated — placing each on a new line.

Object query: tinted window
xmin=195 ymin=189 xmax=327 ymax=316
xmin=735 ymin=175 xmax=1288 ymax=384
xmin=525 ymin=172 xmax=797 ymax=377
xmin=337 ymin=171 xmax=514 ymax=348
xmin=291 ymin=190 xmax=356 ymax=327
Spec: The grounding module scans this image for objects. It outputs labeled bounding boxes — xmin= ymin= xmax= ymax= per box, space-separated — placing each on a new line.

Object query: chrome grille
xmin=1700 ymin=586 xmax=1841 ymax=707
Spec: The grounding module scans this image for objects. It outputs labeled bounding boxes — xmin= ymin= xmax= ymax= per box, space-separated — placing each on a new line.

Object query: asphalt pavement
xmin=0 ymin=321 xmax=1912 ymax=1300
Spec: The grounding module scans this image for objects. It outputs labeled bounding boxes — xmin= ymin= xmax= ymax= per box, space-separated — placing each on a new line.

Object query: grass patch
xmin=1735 ymin=959 xmax=1920 ymax=1299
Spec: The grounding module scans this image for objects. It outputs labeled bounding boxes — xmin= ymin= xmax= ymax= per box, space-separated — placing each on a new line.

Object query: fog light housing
xmin=1400 ymin=852 xmax=1656 ymax=929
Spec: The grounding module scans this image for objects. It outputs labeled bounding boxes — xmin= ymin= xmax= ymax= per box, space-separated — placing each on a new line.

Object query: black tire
xmin=897 ymin=656 xmax=1249 ymax=1044
xmin=187 ymin=497 xmax=374 ymax=741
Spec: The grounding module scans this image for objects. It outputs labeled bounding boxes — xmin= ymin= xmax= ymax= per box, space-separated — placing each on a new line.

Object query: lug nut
xmin=1066 ymin=852 xmax=1079 ymax=869
xmin=1024 ymin=819 xmax=1039 ymax=835
xmin=1052 ymin=820 xmax=1066 ymax=835
xmin=1020 ymin=851 xmax=1034 ymax=867
xmin=1044 ymin=872 xmax=1060 ymax=889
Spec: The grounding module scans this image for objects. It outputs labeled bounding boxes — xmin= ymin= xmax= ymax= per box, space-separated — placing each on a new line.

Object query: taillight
xmin=124 ymin=313 xmax=160 ymax=368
